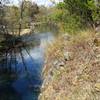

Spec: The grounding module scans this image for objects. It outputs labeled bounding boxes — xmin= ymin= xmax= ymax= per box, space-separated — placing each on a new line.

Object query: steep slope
xmin=39 ymin=31 xmax=100 ymax=100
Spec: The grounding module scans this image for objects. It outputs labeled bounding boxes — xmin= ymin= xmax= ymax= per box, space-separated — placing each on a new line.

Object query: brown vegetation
xmin=39 ymin=31 xmax=100 ymax=100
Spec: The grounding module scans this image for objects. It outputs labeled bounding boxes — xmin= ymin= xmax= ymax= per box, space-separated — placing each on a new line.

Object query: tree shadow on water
xmin=0 ymin=33 xmax=42 ymax=100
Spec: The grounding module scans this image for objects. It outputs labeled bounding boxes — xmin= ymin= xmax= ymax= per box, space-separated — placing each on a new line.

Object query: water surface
xmin=0 ymin=32 xmax=54 ymax=100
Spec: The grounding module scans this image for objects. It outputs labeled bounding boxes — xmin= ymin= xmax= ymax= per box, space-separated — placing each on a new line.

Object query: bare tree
xmin=18 ymin=0 xmax=25 ymax=36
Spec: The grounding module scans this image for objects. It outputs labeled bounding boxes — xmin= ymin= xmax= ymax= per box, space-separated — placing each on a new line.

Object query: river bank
xmin=39 ymin=31 xmax=100 ymax=100
xmin=0 ymin=30 xmax=55 ymax=100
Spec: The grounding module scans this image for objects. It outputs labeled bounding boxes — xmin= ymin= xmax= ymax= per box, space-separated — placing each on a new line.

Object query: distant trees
xmin=64 ymin=0 xmax=100 ymax=29
xmin=0 ymin=0 xmax=40 ymax=35
xmin=0 ymin=0 xmax=10 ymax=35
xmin=21 ymin=1 xmax=39 ymax=23
xmin=36 ymin=6 xmax=48 ymax=22
xmin=48 ymin=0 xmax=100 ymax=34
xmin=18 ymin=0 xmax=39 ymax=35
xmin=5 ymin=6 xmax=20 ymax=33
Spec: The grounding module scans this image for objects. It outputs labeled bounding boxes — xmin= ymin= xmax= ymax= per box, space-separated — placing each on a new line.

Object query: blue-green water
xmin=0 ymin=32 xmax=54 ymax=100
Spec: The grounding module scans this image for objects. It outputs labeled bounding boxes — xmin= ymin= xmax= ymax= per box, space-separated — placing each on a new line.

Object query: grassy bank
xmin=39 ymin=30 xmax=100 ymax=100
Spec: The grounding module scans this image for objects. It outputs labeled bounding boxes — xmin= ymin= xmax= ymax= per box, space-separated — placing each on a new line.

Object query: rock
xmin=63 ymin=51 xmax=73 ymax=61
xmin=94 ymin=38 xmax=100 ymax=46
xmin=53 ymin=60 xmax=59 ymax=65
xmin=94 ymin=83 xmax=100 ymax=91
xmin=62 ymin=34 xmax=71 ymax=41
xmin=58 ymin=61 xmax=65 ymax=66
xmin=95 ymin=25 xmax=100 ymax=33
xmin=53 ymin=60 xmax=65 ymax=69
xmin=63 ymin=52 xmax=69 ymax=61
xmin=96 ymin=32 xmax=100 ymax=37
xmin=72 ymin=76 xmax=78 ymax=85
xmin=97 ymin=54 xmax=100 ymax=58
xmin=20 ymin=29 xmax=31 ymax=35
xmin=94 ymin=33 xmax=100 ymax=46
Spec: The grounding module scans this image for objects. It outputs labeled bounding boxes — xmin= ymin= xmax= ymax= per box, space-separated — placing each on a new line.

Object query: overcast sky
xmin=11 ymin=0 xmax=63 ymax=7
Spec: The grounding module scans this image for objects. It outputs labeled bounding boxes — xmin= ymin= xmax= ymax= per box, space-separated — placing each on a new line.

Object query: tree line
xmin=0 ymin=0 xmax=48 ymax=36
xmin=48 ymin=0 xmax=100 ymax=34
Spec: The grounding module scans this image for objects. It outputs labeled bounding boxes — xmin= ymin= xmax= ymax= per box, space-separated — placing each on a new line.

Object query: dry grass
xmin=39 ymin=31 xmax=100 ymax=100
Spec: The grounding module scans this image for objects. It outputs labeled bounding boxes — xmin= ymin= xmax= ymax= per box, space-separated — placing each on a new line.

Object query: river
xmin=0 ymin=31 xmax=55 ymax=100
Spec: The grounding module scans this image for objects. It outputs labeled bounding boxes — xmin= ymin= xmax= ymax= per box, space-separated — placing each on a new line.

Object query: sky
xmin=11 ymin=0 xmax=63 ymax=7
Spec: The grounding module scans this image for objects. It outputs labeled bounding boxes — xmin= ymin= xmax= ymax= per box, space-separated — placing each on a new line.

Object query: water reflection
xmin=0 ymin=32 xmax=54 ymax=100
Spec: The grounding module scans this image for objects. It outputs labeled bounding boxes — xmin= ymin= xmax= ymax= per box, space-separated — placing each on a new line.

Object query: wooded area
xmin=0 ymin=0 xmax=100 ymax=100
xmin=48 ymin=0 xmax=100 ymax=33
